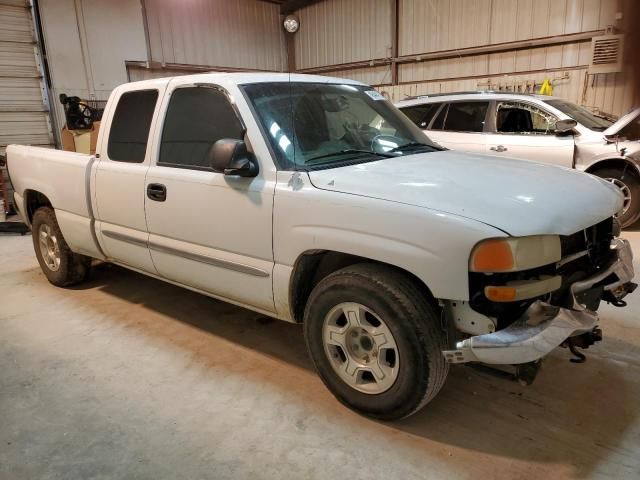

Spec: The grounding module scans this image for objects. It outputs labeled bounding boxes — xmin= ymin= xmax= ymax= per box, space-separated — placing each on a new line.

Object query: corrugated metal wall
xmin=294 ymin=0 xmax=392 ymax=69
xmin=37 ymin=0 xmax=286 ymax=138
xmin=38 ymin=0 xmax=148 ymax=138
xmin=145 ymin=0 xmax=286 ymax=71
xmin=294 ymin=0 xmax=634 ymax=116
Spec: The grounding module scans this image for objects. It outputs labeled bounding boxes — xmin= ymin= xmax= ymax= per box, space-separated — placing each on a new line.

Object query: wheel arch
xmin=288 ymin=249 xmax=437 ymax=324
xmin=24 ymin=189 xmax=53 ymax=225
xmin=585 ymin=157 xmax=640 ymax=176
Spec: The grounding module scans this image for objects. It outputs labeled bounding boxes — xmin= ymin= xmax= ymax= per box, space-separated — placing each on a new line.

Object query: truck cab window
xmin=159 ymin=87 xmax=244 ymax=170
xmin=496 ymin=102 xmax=556 ymax=135
xmin=107 ymin=90 xmax=158 ymax=162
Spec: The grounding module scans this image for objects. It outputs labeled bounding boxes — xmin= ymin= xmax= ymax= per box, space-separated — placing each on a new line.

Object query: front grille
xmin=559 ymin=217 xmax=614 ymax=273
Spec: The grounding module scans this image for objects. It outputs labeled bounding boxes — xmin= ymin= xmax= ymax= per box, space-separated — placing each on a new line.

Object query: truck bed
xmin=7 ymin=145 xmax=102 ymax=258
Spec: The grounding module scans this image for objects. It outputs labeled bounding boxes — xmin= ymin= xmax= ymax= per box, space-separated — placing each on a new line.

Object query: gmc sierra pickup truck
xmin=6 ymin=73 xmax=636 ymax=420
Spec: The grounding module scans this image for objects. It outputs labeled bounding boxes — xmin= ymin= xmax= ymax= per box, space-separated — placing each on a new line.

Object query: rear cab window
xmin=107 ymin=89 xmax=158 ymax=162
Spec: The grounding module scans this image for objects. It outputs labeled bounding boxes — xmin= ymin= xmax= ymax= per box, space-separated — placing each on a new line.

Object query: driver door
xmin=484 ymin=101 xmax=575 ymax=167
xmin=144 ymin=82 xmax=276 ymax=312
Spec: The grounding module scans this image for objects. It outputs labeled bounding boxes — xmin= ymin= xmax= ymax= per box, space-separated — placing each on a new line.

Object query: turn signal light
xmin=470 ymin=240 xmax=514 ymax=272
xmin=485 ymin=286 xmax=517 ymax=302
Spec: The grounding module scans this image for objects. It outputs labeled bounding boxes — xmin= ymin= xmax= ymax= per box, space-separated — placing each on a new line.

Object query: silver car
xmin=396 ymin=92 xmax=640 ymax=227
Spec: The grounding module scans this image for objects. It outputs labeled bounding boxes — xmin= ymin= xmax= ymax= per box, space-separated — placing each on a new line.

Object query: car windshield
xmin=545 ymin=99 xmax=614 ymax=131
xmin=241 ymin=82 xmax=441 ymax=169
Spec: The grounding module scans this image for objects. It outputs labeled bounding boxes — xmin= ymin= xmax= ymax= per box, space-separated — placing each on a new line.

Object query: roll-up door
xmin=0 ymin=0 xmax=54 ymax=212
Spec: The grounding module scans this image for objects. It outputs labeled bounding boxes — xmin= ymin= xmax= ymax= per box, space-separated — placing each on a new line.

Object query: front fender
xmin=273 ymin=171 xmax=504 ymax=303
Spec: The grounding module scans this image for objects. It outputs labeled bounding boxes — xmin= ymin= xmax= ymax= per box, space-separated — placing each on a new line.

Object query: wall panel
xmin=294 ymin=0 xmax=392 ymax=70
xmin=145 ymin=0 xmax=286 ymax=71
xmin=398 ymin=0 xmax=619 ymax=56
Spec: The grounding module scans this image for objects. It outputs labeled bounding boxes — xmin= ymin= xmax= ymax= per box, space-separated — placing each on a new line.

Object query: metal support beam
xmin=295 ymin=30 xmax=605 ymax=77
xmin=390 ymin=0 xmax=399 ymax=85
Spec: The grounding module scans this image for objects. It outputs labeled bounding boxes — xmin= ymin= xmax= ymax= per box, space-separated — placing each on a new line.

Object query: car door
xmin=94 ymin=86 xmax=161 ymax=273
xmin=144 ymin=82 xmax=276 ymax=313
xmin=484 ymin=100 xmax=575 ymax=167
xmin=424 ymin=101 xmax=490 ymax=154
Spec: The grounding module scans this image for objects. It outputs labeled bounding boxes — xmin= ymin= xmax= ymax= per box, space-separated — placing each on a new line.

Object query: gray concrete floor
xmin=1 ymin=229 xmax=640 ymax=480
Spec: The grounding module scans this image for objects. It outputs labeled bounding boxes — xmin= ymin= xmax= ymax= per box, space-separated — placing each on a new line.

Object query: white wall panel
xmin=39 ymin=0 xmax=148 ymax=131
xmin=399 ymin=0 xmax=618 ymax=56
xmin=294 ymin=0 xmax=392 ymax=70
xmin=145 ymin=0 xmax=286 ymax=71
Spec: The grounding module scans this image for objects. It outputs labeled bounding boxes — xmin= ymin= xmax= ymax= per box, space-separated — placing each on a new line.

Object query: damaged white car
xmin=397 ymin=93 xmax=640 ymax=227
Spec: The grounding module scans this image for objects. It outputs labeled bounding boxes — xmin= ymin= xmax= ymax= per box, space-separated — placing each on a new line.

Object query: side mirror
xmin=209 ymin=139 xmax=258 ymax=177
xmin=555 ymin=119 xmax=577 ymax=134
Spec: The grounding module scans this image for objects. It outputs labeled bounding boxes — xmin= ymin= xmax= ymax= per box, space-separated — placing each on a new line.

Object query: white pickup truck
xmin=6 ymin=73 xmax=637 ymax=420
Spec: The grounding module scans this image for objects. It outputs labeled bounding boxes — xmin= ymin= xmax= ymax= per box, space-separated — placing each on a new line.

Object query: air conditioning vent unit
xmin=589 ymin=34 xmax=623 ymax=74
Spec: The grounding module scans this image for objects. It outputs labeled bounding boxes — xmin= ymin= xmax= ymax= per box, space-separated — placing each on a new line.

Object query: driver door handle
xmin=490 ymin=145 xmax=508 ymax=153
xmin=147 ymin=183 xmax=167 ymax=202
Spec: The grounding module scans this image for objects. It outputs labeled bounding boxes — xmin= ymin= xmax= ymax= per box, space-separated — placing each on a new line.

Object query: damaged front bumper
xmin=443 ymin=238 xmax=635 ymax=365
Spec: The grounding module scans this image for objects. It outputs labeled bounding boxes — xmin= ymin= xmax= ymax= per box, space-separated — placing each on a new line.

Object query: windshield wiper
xmin=387 ymin=142 xmax=439 ymax=153
xmin=306 ymin=149 xmax=395 ymax=164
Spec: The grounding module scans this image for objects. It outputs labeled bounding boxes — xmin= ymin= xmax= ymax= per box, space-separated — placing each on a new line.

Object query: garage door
xmin=0 ymin=0 xmax=54 ymax=212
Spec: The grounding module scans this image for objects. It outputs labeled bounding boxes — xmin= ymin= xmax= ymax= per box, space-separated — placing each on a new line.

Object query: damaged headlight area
xmin=444 ymin=217 xmax=636 ymax=369
xmin=467 ymin=218 xmax=623 ymax=329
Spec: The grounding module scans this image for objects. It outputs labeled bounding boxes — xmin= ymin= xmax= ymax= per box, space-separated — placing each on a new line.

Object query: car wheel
xmin=593 ymin=167 xmax=640 ymax=228
xmin=303 ymin=263 xmax=449 ymax=420
xmin=32 ymin=207 xmax=91 ymax=287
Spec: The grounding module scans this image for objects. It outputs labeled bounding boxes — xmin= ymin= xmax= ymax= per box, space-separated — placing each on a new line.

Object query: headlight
xmin=470 ymin=235 xmax=561 ymax=273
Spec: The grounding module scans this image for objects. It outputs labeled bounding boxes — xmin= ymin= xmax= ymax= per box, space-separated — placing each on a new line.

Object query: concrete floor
xmin=1 ymin=230 xmax=640 ymax=480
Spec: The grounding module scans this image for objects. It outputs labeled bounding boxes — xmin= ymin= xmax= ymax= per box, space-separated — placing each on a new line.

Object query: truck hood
xmin=307 ymin=151 xmax=622 ymax=237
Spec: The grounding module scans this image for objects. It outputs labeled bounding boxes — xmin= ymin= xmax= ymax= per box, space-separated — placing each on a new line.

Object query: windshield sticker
xmin=365 ymin=90 xmax=385 ymax=101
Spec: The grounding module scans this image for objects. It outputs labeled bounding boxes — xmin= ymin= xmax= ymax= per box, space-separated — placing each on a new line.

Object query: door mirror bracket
xmin=209 ymin=139 xmax=258 ymax=177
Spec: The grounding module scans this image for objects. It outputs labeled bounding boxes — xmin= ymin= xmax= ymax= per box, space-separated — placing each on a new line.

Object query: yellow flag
xmin=539 ymin=79 xmax=553 ymax=95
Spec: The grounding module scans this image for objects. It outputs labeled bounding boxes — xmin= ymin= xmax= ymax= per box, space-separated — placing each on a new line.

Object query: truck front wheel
xmin=32 ymin=207 xmax=91 ymax=287
xmin=303 ymin=263 xmax=449 ymax=420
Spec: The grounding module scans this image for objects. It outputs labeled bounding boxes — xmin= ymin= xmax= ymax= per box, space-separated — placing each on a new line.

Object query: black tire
xmin=303 ymin=263 xmax=449 ymax=420
xmin=592 ymin=167 xmax=640 ymax=228
xmin=32 ymin=207 xmax=91 ymax=287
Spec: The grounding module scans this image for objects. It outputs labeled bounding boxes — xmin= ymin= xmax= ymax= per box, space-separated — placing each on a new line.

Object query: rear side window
xmin=159 ymin=87 xmax=244 ymax=169
xmin=107 ymin=90 xmax=158 ymax=162
xmin=400 ymin=103 xmax=442 ymax=129
xmin=442 ymin=102 xmax=488 ymax=132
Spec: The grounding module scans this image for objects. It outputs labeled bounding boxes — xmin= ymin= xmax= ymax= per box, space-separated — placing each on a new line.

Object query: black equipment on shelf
xmin=60 ymin=93 xmax=106 ymax=130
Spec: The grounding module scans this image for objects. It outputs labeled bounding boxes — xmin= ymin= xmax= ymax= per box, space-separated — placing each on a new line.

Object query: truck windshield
xmin=241 ymin=82 xmax=441 ymax=169
xmin=545 ymin=99 xmax=614 ymax=131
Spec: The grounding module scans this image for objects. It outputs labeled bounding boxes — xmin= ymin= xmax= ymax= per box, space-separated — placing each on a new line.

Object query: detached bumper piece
xmin=443 ymin=301 xmax=598 ymax=364
xmin=444 ymin=237 xmax=635 ymax=365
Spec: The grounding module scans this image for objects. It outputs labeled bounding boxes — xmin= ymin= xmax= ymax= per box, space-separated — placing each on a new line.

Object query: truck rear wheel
xmin=592 ymin=167 xmax=640 ymax=228
xmin=32 ymin=207 xmax=91 ymax=287
xmin=303 ymin=263 xmax=449 ymax=420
